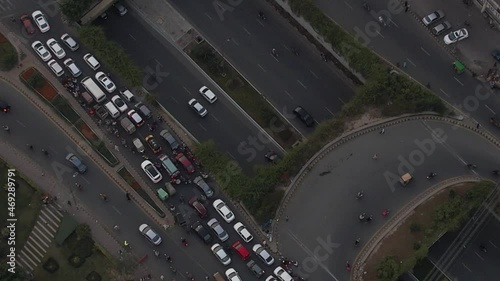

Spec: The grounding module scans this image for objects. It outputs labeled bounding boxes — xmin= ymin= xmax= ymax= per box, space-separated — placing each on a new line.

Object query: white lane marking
xmin=325 ymin=107 xmax=335 ymax=116
xmin=421 ymin=47 xmax=431 ymax=56
xmin=242 ymin=27 xmax=251 ymax=35
xmin=338 ymin=97 xmax=346 ymax=104
xmin=484 ymin=104 xmax=496 ymax=114
xmin=183 ymin=86 xmax=192 ymax=96
xmin=376 ymin=30 xmax=385 ymax=38
xmin=462 ymin=263 xmax=472 ymax=272
xmin=282 ymin=45 xmax=290 ymax=51
xmin=309 ymin=69 xmax=319 ymax=79
xmin=257 ymin=64 xmax=267 ymax=72
xmin=227 ymin=152 xmax=236 ymax=160
xmin=440 ymin=88 xmax=449 ymax=97
xmin=344 ymin=1 xmax=353 ymax=9
xmin=272 ymin=54 xmax=279 ymax=62
xmin=81 ymin=177 xmax=90 ymax=184
xmin=407 ymin=58 xmax=416 ymax=66
xmin=129 ymin=34 xmax=136 ymax=41
xmin=284 ymin=90 xmax=293 ymax=100
xmin=389 ymin=19 xmax=399 ymax=28
xmin=154 ymin=59 xmax=163 ymax=67
xmin=204 ymin=13 xmax=212 ymax=20
xmin=454 ymin=77 xmax=464 ymax=86
xmin=286 ymin=230 xmax=340 ymax=280
xmin=489 ymin=240 xmax=498 ymax=248
xmin=170 ymin=96 xmax=179 ymax=104
xmin=257 ymin=19 xmax=265 ymax=26
xmin=211 ymin=114 xmax=220 ymax=122
xmin=297 ymin=80 xmax=307 ymax=89
xmin=198 ymin=124 xmax=207 ymax=131
xmin=112 ymin=206 xmax=122 ymax=215
xmin=16 ymin=120 xmax=26 ymax=127
xmin=474 ymin=251 xmax=485 ymax=260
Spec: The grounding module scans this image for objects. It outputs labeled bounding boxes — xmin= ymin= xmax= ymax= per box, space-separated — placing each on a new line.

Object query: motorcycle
xmin=362 ymin=1 xmax=370 ymax=11
xmin=359 ymin=213 xmax=366 ymax=221
xmin=271 ymin=49 xmax=279 ymax=58
xmin=426 ymin=172 xmax=437 ymax=179
xmin=320 ymin=53 xmax=327 ymax=62
xmin=258 ymin=11 xmax=266 ymax=20
xmin=382 ymin=209 xmax=390 ymax=217
xmin=354 ymin=238 xmax=361 ymax=246
xmin=356 ymin=191 xmax=364 ymax=199
xmin=181 ymin=237 xmax=188 ymax=247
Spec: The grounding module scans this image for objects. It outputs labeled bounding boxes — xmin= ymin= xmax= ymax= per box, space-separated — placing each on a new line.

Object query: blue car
xmin=65 ymin=153 xmax=87 ymax=173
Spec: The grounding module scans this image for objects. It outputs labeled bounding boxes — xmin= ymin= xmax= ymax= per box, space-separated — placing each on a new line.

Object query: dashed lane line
xmin=454 ymin=77 xmax=464 ymax=86
xmin=421 ymin=47 xmax=431 ymax=56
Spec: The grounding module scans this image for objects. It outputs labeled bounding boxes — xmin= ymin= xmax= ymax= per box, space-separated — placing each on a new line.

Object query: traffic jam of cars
xmin=24 ymin=6 xmax=304 ymax=281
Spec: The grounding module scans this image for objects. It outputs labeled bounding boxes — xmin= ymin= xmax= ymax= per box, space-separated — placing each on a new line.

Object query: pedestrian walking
xmin=476 ymin=123 xmax=481 ymax=129
xmin=372 ymin=154 xmax=378 ymax=160
xmin=119 ymin=249 xmax=123 ymax=255
xmin=67 ymin=200 xmax=72 ymax=206
xmin=285 ymin=216 xmax=289 ymax=222
xmin=41 ymin=149 xmax=49 ymax=156
xmin=100 ymin=193 xmax=108 ymax=201
xmin=126 ymin=192 xmax=131 ymax=200
xmin=379 ymin=128 xmax=385 ymax=134
xmin=26 ymin=144 xmax=33 ymax=150
xmin=160 ymin=276 xmax=164 ymax=280
xmin=405 ymin=6 xmax=409 ymax=12
xmin=114 ymin=145 xmax=119 ymax=152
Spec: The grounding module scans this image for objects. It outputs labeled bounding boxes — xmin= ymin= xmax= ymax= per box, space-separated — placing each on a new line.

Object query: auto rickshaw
xmin=453 ymin=60 xmax=465 ymax=74
xmin=156 ymin=188 xmax=168 ymax=201
xmin=399 ymin=173 xmax=413 ymax=186
xmin=165 ymin=182 xmax=176 ymax=196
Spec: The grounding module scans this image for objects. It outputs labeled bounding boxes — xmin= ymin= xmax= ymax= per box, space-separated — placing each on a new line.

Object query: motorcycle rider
xmin=356 ymin=190 xmax=364 ymax=199
xmin=258 ymin=11 xmax=266 ymax=20
xmin=354 ymin=238 xmax=360 ymax=246
xmin=427 ymin=172 xmax=437 ymax=179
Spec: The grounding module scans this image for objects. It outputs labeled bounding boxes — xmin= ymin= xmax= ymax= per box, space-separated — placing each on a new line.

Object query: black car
xmin=293 ymin=106 xmax=314 ymax=127
xmin=0 ymin=100 xmax=11 ymax=113
xmin=191 ymin=221 xmax=213 ymax=244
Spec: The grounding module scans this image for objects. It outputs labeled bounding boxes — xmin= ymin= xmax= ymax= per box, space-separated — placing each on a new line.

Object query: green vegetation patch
xmin=51 ymin=95 xmax=81 ymax=124
xmin=78 ymin=25 xmax=142 ymax=87
xmin=60 ymin=0 xmax=94 ymax=22
xmin=0 ymin=33 xmax=18 ymax=71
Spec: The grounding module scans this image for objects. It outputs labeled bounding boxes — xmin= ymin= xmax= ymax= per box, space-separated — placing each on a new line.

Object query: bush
xmin=68 ymin=254 xmax=86 ymax=268
xmin=60 ymin=0 xmax=93 ymax=22
xmin=86 ymin=271 xmax=102 ymax=281
xmin=410 ymin=223 xmax=422 ymax=233
xmin=0 ymin=39 xmax=18 ymax=71
xmin=75 ymin=224 xmax=91 ymax=240
xmin=78 ymin=26 xmax=142 ymax=87
xmin=26 ymin=71 xmax=45 ymax=89
xmin=42 ymin=257 xmax=59 ymax=273
xmin=72 ymin=237 xmax=95 ymax=258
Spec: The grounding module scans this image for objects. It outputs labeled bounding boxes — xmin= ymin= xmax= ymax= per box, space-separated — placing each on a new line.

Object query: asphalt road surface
xmin=169 ymin=0 xmax=357 ymax=135
xmin=0 ymin=78 xmax=279 ymax=280
xmin=313 ymin=0 xmax=500 ymax=136
xmin=429 ymin=213 xmax=500 ymax=281
xmin=277 ymin=119 xmax=500 ymax=280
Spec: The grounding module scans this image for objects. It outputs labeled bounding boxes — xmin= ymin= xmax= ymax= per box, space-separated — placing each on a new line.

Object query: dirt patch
xmin=78 ymin=121 xmax=97 ymax=140
xmin=345 ymin=108 xmax=384 ymax=131
xmin=20 ymin=67 xmax=58 ymax=101
xmin=362 ymin=183 xmax=475 ymax=280
xmin=0 ymin=33 xmax=7 ymax=44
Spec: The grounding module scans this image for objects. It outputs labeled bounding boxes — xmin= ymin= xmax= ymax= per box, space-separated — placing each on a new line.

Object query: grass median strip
xmin=187 ymin=42 xmax=300 ymax=149
xmin=117 ymin=167 xmax=165 ymax=218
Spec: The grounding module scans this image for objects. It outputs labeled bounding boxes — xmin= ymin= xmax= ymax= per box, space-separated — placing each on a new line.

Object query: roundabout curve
xmin=273 ymin=115 xmax=500 ymax=281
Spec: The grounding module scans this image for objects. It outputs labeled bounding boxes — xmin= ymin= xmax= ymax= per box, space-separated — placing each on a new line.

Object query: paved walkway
xmin=17 ymin=204 xmax=64 ymax=272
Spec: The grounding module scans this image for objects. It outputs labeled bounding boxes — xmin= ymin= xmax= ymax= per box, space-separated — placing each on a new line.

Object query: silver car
xmin=194 ymin=176 xmax=214 ymax=198
xmin=207 ymin=218 xmax=229 ymax=242
xmin=432 ymin=21 xmax=451 ymax=35
xmin=422 ymin=10 xmax=444 ymax=26
xmin=139 ymin=224 xmax=162 ymax=245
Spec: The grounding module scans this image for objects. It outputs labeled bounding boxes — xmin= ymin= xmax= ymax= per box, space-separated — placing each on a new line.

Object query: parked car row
xmin=421 ymin=10 xmax=469 ymax=44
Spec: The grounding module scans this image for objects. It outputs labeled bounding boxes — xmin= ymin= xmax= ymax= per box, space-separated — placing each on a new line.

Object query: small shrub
xmin=42 ymin=257 xmax=59 ymax=273
xmin=413 ymin=241 xmax=422 ymax=250
xmin=74 ymin=237 xmax=95 ymax=258
xmin=68 ymin=254 xmax=86 ymax=268
xmin=27 ymin=72 xmax=45 ymax=90
xmin=0 ymin=39 xmax=18 ymax=71
xmin=60 ymin=0 xmax=93 ymax=22
xmin=86 ymin=271 xmax=102 ymax=281
xmin=410 ymin=223 xmax=422 ymax=233
xmin=448 ymin=189 xmax=457 ymax=198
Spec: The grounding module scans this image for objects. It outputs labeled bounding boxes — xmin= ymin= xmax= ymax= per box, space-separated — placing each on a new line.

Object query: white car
xmin=48 ymin=59 xmax=64 ymax=77
xmin=83 ymin=53 xmax=100 ymax=70
xmin=211 ymin=244 xmax=231 ymax=266
xmin=138 ymin=224 xmax=162 ymax=245
xmin=61 ymin=33 xmax=79 ymax=51
xmin=265 ymin=276 xmax=278 ymax=281
xmin=199 ymin=86 xmax=217 ymax=103
xmin=253 ymin=244 xmax=274 ymax=265
xmin=273 ymin=266 xmax=293 ymax=281
xmin=46 ymin=39 xmax=66 ymax=59
xmin=63 ymin=58 xmax=82 ymax=77
xmin=31 ymin=41 xmax=51 ymax=61
xmin=31 ymin=11 xmax=49 ymax=33
xmin=188 ymin=98 xmax=208 ymax=117
xmin=444 ymin=28 xmax=469 ymax=45
xmin=111 ymin=95 xmax=128 ymax=113
xmin=225 ymin=268 xmax=242 ymax=281
xmin=95 ymin=72 xmax=116 ymax=93
xmin=213 ymin=199 xmax=235 ymax=223
xmin=140 ymin=160 xmax=163 ymax=183
xmin=233 ymin=222 xmax=253 ymax=243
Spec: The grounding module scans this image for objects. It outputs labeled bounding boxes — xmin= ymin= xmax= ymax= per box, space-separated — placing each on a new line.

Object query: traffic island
xmin=186 ymin=41 xmax=301 ymax=149
xmin=0 ymin=32 xmax=18 ymax=71
xmin=19 ymin=67 xmax=119 ymax=167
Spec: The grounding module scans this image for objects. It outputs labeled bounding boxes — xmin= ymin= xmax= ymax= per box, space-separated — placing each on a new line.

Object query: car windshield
xmin=449 ymin=32 xmax=458 ymax=40
xmin=145 ymin=165 xmax=158 ymax=176
xmin=115 ymin=98 xmax=124 ymax=107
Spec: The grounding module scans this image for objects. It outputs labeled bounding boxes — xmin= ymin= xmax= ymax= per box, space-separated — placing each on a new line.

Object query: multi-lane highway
xmin=313 ymin=0 xmax=500 ymax=135
xmin=169 ymin=0 xmax=357 ymax=134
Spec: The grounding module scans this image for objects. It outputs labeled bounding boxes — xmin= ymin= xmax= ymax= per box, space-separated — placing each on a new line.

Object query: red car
xmin=188 ymin=197 xmax=207 ymax=218
xmin=175 ymin=153 xmax=195 ymax=173
xmin=232 ymin=241 xmax=250 ymax=261
xmin=20 ymin=15 xmax=35 ymax=34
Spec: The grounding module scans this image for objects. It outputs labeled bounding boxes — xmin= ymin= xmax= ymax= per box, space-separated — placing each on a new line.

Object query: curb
xmin=271 ymin=114 xmax=500 ymax=250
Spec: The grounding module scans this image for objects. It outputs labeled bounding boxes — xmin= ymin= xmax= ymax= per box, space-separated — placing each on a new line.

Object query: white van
xmin=81 ymin=77 xmax=106 ymax=103
xmin=132 ymin=138 xmax=145 ymax=153
xmin=104 ymin=101 xmax=120 ymax=118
